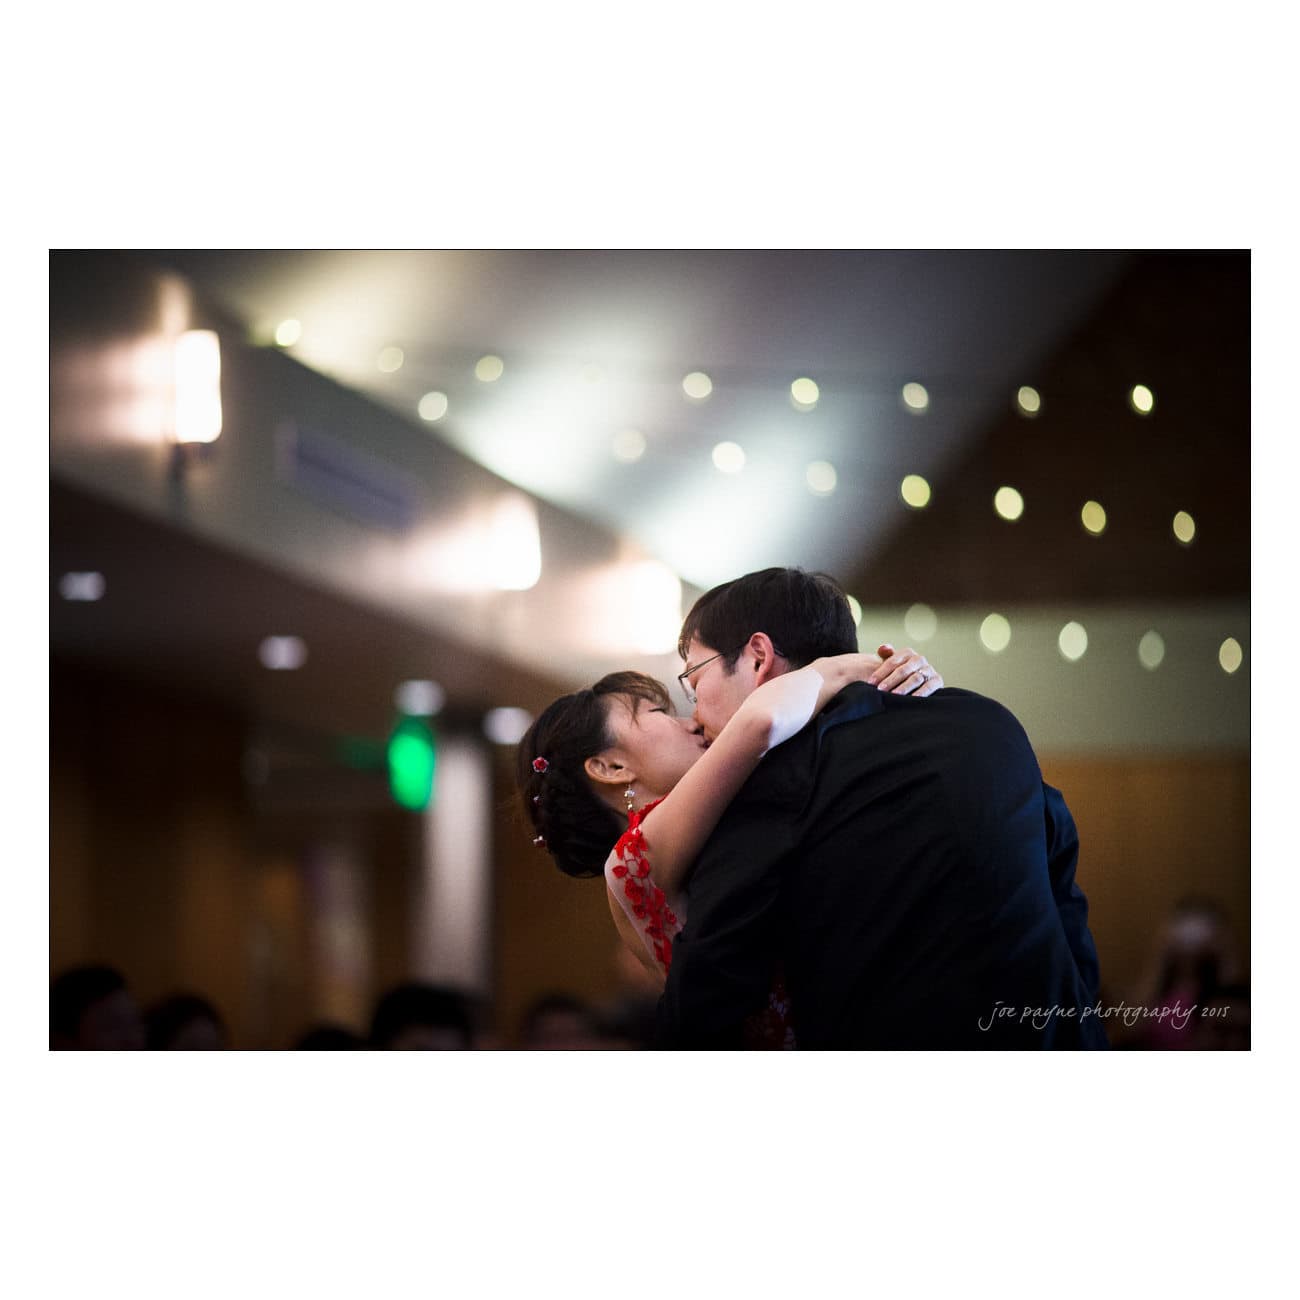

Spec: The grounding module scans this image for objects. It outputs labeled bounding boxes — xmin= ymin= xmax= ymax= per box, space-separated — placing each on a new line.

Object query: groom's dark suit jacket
xmin=656 ymin=684 xmax=1107 ymax=1049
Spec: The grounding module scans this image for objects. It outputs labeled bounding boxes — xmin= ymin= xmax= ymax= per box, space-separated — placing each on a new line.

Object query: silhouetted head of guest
xmin=50 ymin=964 xmax=145 ymax=1050
xmin=145 ymin=993 xmax=229 ymax=1049
xmin=517 ymin=993 xmax=602 ymax=1050
xmin=295 ymin=1023 xmax=367 ymax=1050
xmin=369 ymin=982 xmax=475 ymax=1050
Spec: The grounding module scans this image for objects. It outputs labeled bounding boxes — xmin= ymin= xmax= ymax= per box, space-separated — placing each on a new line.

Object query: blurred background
xmin=49 ymin=249 xmax=1249 ymax=1049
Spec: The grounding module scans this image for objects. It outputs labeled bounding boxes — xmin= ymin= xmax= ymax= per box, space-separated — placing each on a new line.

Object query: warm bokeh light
xmin=901 ymin=382 xmax=929 ymax=412
xmin=682 ymin=371 xmax=713 ymax=400
xmin=1130 ymin=383 xmax=1155 ymax=414
xmin=483 ymin=707 xmax=532 ymax=745
xmin=59 ymin=572 xmax=106 ymax=602
xmin=1219 ymin=637 xmax=1243 ymax=674
xmin=712 ymin=441 xmax=746 ymax=473
xmin=900 ymin=474 xmax=931 ymax=508
xmin=1173 ymin=510 xmax=1196 ymax=545
xmin=904 ymin=603 xmax=938 ymax=641
xmin=173 ymin=330 xmax=222 ymax=444
xmin=1058 ymin=621 xmax=1088 ymax=662
xmin=846 ymin=595 xmax=862 ymax=628
xmin=395 ymin=680 xmax=446 ymax=717
xmin=791 ymin=377 xmax=820 ymax=409
xmin=805 ymin=460 xmax=837 ymax=495
xmin=418 ymin=391 xmax=449 ymax=421
xmin=475 ymin=355 xmax=505 ymax=382
xmin=259 ymin=636 xmax=307 ymax=670
xmin=274 ymin=319 xmax=302 ymax=347
xmin=1081 ymin=500 xmax=1107 ymax=536
xmin=377 ymin=346 xmax=404 ymax=374
xmin=1138 ymin=629 xmax=1166 ymax=670
xmin=979 ymin=613 xmax=1011 ymax=653
xmin=1016 ymin=385 xmax=1041 ymax=416
xmin=612 ymin=429 xmax=647 ymax=462
xmin=994 ymin=486 xmax=1025 ymax=521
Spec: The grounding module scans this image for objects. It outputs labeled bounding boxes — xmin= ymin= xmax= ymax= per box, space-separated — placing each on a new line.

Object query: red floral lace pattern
xmin=610 ymin=797 xmax=680 ymax=972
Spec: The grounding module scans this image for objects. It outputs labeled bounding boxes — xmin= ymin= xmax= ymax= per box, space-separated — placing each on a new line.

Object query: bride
xmin=517 ymin=643 xmax=943 ymax=1044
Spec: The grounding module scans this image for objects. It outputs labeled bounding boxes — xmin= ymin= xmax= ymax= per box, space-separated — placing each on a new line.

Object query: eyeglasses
xmin=677 ymin=647 xmax=739 ymax=705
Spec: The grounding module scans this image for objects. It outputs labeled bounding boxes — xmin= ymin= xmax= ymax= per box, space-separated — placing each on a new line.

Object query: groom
xmin=656 ymin=567 xmax=1106 ymax=1049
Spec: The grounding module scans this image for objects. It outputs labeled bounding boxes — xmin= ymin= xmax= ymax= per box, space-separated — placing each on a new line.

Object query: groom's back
xmin=682 ymin=684 xmax=1097 ymax=1048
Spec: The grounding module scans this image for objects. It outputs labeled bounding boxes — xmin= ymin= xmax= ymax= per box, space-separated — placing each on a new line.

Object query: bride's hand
xmin=868 ymin=643 xmax=943 ymax=696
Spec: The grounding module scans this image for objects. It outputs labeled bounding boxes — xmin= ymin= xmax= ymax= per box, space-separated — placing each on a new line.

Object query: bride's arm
xmin=633 ymin=649 xmax=934 ymax=901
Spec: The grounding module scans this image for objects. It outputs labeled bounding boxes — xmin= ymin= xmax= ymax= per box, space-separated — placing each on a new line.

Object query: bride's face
xmin=604 ymin=693 xmax=708 ymax=798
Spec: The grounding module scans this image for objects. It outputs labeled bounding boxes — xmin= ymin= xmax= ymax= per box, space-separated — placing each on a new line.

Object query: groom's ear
xmin=584 ymin=753 xmax=629 ymax=787
xmin=746 ymin=632 xmax=784 ymax=686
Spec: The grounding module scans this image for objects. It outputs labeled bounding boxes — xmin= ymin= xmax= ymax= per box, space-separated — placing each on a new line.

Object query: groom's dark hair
xmin=678 ymin=567 xmax=858 ymax=669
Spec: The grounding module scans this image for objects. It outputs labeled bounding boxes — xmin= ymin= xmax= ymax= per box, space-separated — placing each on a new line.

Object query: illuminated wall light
xmin=900 ymin=474 xmax=931 ymax=509
xmin=904 ymin=603 xmax=938 ymax=641
xmin=59 ymin=571 xmax=106 ymax=602
xmin=805 ymin=460 xmax=838 ymax=495
xmin=274 ymin=319 xmax=302 ymax=347
xmin=395 ymin=679 xmax=446 ymax=717
xmin=979 ymin=613 xmax=1011 ymax=653
xmin=612 ymin=429 xmax=647 ymax=462
xmin=1130 ymin=384 xmax=1155 ymax=414
xmin=624 ymin=561 xmax=684 ymax=654
xmin=790 ymin=377 xmax=820 ymax=410
xmin=682 ymin=371 xmax=713 ymax=401
xmin=901 ymin=382 xmax=929 ymax=412
xmin=173 ymin=329 xmax=222 ymax=444
xmin=1081 ymin=500 xmax=1107 ymax=536
xmin=418 ymin=391 xmax=449 ymax=421
xmin=475 ymin=355 xmax=505 ymax=382
xmin=994 ymin=486 xmax=1025 ymax=522
xmin=259 ymin=636 xmax=308 ymax=670
xmin=846 ymin=595 xmax=863 ymax=628
xmin=1172 ymin=510 xmax=1196 ymax=545
xmin=377 ymin=346 xmax=405 ymax=373
xmin=1016 ymin=386 xmax=1042 ymax=416
xmin=1138 ymin=630 xmax=1165 ymax=671
xmin=483 ymin=707 xmax=533 ymax=745
xmin=1219 ymin=637 xmax=1243 ymax=674
xmin=1058 ymin=621 xmax=1088 ymax=662
xmin=487 ymin=493 xmax=541 ymax=590
xmin=712 ymin=441 xmax=746 ymax=473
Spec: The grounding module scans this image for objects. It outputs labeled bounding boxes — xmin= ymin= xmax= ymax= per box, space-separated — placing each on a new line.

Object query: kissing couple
xmin=519 ymin=566 xmax=1106 ymax=1050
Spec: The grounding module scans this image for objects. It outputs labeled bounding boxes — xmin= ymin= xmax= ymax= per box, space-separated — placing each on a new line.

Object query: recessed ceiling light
xmin=483 ymin=707 xmax=533 ymax=745
xmin=1058 ymin=621 xmax=1088 ymax=662
xmin=1172 ymin=510 xmax=1196 ymax=545
xmin=1081 ymin=500 xmax=1107 ymax=536
xmin=1138 ymin=630 xmax=1165 ymax=670
xmin=1218 ymin=637 xmax=1243 ymax=674
xmin=805 ymin=461 xmax=837 ymax=495
xmin=994 ymin=486 xmax=1025 ymax=521
xmin=377 ymin=346 xmax=404 ymax=374
xmin=259 ymin=636 xmax=308 ymax=670
xmin=59 ymin=572 xmax=105 ymax=602
xmin=682 ymin=371 xmax=713 ymax=401
xmin=900 ymin=474 xmax=931 ymax=509
xmin=979 ymin=613 xmax=1011 ymax=653
xmin=395 ymin=679 xmax=446 ymax=717
xmin=1130 ymin=384 xmax=1155 ymax=414
xmin=612 ymin=429 xmax=646 ymax=462
xmin=418 ymin=391 xmax=449 ymax=421
xmin=712 ymin=441 xmax=746 ymax=473
xmin=790 ymin=377 xmax=820 ymax=410
xmin=1016 ymin=386 xmax=1042 ymax=416
xmin=901 ymin=382 xmax=929 ymax=412
xmin=274 ymin=319 xmax=301 ymax=347
xmin=475 ymin=355 xmax=505 ymax=382
xmin=904 ymin=603 xmax=938 ymax=641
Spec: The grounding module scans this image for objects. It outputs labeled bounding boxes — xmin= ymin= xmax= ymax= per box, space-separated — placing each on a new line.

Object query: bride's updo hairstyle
xmin=517 ymin=671 xmax=673 ymax=879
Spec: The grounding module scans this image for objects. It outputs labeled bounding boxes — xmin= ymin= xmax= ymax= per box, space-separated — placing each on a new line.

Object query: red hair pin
xmin=532 ymin=756 xmax=549 ymax=773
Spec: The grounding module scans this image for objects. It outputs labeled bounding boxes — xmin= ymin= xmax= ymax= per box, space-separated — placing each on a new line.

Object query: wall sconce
xmin=171 ymin=328 xmax=222 ymax=478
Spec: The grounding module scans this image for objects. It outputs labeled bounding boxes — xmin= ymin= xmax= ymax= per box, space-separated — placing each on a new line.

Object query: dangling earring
xmin=624 ymin=785 xmax=636 ymax=814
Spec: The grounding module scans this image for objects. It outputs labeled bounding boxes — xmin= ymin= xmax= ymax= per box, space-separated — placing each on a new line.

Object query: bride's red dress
xmin=610 ymin=799 xmax=796 ymax=1049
